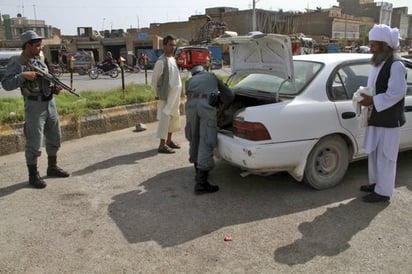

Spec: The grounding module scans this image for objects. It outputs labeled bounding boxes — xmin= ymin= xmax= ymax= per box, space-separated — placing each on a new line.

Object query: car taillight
xmin=232 ymin=120 xmax=271 ymax=141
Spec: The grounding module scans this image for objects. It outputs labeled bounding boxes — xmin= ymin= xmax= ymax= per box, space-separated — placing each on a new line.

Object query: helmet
xmin=190 ymin=65 xmax=204 ymax=75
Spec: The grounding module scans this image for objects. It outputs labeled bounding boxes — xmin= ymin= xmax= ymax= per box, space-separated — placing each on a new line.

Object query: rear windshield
xmin=232 ymin=60 xmax=323 ymax=96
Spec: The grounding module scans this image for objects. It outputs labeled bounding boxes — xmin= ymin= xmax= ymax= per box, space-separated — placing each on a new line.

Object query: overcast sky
xmin=1 ymin=0 xmax=411 ymax=35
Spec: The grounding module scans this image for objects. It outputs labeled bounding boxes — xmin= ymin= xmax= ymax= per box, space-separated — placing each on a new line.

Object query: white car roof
xmin=293 ymin=53 xmax=372 ymax=63
xmin=0 ymin=50 xmax=22 ymax=60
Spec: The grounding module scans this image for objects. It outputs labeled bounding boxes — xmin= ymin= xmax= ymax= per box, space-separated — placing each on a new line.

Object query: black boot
xmin=28 ymin=164 xmax=47 ymax=189
xmin=194 ymin=163 xmax=199 ymax=182
xmin=194 ymin=169 xmax=219 ymax=195
xmin=47 ymin=156 xmax=70 ymax=177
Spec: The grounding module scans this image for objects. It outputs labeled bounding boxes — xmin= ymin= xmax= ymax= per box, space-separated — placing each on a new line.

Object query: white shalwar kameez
xmin=151 ymin=57 xmax=182 ymax=139
xmin=364 ymin=60 xmax=407 ymax=197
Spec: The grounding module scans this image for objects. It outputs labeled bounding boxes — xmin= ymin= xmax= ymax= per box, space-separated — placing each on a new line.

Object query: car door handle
xmin=341 ymin=112 xmax=356 ymax=119
xmin=405 ymin=106 xmax=412 ymax=112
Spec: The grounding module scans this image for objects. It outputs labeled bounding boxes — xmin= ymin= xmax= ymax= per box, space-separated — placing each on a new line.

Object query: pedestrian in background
xmin=1 ymin=30 xmax=70 ymax=189
xmin=151 ymin=34 xmax=182 ymax=154
xmin=359 ymin=24 xmax=407 ymax=203
xmin=185 ymin=65 xmax=234 ymax=194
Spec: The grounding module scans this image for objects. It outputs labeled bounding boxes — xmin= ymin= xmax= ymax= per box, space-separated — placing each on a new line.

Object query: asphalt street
xmin=0 ymin=118 xmax=412 ymax=273
xmin=0 ymin=68 xmax=233 ymax=97
xmin=0 ymin=70 xmax=155 ymax=98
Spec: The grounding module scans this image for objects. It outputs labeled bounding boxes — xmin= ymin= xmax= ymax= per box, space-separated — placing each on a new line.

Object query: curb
xmin=0 ymin=101 xmax=185 ymax=156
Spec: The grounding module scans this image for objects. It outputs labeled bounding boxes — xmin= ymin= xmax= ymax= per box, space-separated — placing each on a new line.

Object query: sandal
xmin=158 ymin=145 xmax=175 ymax=154
xmin=166 ymin=141 xmax=181 ymax=149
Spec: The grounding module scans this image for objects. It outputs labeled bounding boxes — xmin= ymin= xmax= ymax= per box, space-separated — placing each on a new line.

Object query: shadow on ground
xmin=106 ymin=150 xmax=412 ymax=266
xmin=72 ymin=149 xmax=158 ymax=176
xmin=273 ymin=197 xmax=388 ymax=265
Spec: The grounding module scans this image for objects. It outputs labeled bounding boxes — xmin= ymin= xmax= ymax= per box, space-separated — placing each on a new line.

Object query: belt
xmin=187 ymin=93 xmax=209 ymax=99
xmin=27 ymin=94 xmax=53 ymax=102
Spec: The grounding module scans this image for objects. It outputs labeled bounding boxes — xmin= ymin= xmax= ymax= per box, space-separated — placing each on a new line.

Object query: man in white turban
xmin=359 ymin=24 xmax=407 ymax=202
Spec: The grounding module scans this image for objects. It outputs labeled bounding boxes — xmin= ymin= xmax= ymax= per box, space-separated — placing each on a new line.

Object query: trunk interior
xmin=217 ymin=93 xmax=278 ymax=133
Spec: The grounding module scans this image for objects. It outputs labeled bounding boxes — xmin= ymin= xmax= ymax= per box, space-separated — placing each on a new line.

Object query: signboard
xmin=137 ymin=32 xmax=148 ymax=40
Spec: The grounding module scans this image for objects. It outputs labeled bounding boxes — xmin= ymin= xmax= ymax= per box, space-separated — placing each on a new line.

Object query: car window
xmin=293 ymin=60 xmax=322 ymax=93
xmin=231 ymin=60 xmax=322 ymax=96
xmin=330 ymin=63 xmax=370 ymax=101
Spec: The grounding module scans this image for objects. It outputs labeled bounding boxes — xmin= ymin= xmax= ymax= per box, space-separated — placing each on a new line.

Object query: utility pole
xmin=33 ymin=4 xmax=37 ymax=27
xmin=252 ymin=0 xmax=260 ymax=31
xmin=33 ymin=4 xmax=37 ymax=20
xmin=344 ymin=14 xmax=347 ymax=46
xmin=252 ymin=0 xmax=256 ymax=31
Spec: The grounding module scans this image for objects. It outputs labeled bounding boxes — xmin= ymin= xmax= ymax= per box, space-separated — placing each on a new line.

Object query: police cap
xmin=190 ymin=65 xmax=205 ymax=76
xmin=21 ymin=30 xmax=44 ymax=45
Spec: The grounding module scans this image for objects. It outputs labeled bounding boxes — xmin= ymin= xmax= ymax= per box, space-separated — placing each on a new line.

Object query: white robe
xmin=151 ymin=57 xmax=182 ymax=139
xmin=363 ymin=60 xmax=407 ymax=196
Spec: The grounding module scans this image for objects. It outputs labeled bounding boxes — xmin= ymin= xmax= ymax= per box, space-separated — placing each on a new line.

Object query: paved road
xmin=0 ymin=68 xmax=233 ymax=98
xmin=0 ymin=119 xmax=411 ymax=273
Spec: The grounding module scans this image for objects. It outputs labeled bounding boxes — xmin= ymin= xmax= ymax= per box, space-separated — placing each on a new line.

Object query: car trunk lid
xmin=215 ymin=31 xmax=294 ymax=81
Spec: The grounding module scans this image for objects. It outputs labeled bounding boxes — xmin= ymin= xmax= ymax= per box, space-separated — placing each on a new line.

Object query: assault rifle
xmin=27 ymin=62 xmax=80 ymax=97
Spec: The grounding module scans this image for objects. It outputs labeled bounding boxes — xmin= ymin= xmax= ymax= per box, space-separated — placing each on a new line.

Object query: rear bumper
xmin=216 ymin=133 xmax=317 ymax=174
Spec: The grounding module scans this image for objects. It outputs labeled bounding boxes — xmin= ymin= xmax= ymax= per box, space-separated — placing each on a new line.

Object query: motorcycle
xmin=88 ymin=63 xmax=120 ymax=79
xmin=123 ymin=63 xmax=141 ymax=73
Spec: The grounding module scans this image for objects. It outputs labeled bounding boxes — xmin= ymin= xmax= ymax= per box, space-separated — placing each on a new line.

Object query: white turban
xmin=368 ymin=24 xmax=400 ymax=49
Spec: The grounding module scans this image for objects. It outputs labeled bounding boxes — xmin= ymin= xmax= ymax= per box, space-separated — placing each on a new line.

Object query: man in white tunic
xmin=151 ymin=35 xmax=182 ymax=154
xmin=359 ymin=24 xmax=407 ymax=203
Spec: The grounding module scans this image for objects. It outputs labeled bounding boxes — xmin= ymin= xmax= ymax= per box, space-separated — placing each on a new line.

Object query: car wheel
xmin=303 ymin=135 xmax=349 ymax=190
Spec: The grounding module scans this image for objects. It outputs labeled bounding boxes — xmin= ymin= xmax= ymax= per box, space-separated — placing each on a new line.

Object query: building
xmin=1 ymin=13 xmax=53 ymax=40
xmin=0 ymin=2 xmax=411 ymax=64
xmin=392 ymin=7 xmax=409 ymax=39
xmin=338 ymin=0 xmax=410 ymax=40
xmin=289 ymin=6 xmax=375 ymax=46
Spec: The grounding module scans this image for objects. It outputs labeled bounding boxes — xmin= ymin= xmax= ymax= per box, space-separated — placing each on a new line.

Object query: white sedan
xmin=216 ymin=34 xmax=412 ymax=189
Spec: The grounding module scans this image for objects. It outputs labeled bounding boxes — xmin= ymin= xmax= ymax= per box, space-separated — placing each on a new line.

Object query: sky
xmin=1 ymin=0 xmax=412 ymax=35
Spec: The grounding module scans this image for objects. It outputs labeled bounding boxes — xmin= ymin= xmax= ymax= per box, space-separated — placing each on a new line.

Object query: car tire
xmin=303 ymin=135 xmax=349 ymax=190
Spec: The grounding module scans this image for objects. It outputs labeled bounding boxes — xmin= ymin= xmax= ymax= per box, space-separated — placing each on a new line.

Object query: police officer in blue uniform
xmin=1 ymin=30 xmax=70 ymax=189
xmin=185 ymin=65 xmax=234 ymax=194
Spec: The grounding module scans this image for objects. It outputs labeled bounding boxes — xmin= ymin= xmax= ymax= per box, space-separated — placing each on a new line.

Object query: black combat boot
xmin=194 ymin=163 xmax=199 ymax=182
xmin=47 ymin=156 xmax=70 ymax=177
xmin=28 ymin=164 xmax=47 ymax=189
xmin=194 ymin=169 xmax=219 ymax=195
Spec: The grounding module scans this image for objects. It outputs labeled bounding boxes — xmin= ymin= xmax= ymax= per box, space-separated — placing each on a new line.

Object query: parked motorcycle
xmin=88 ymin=63 xmax=120 ymax=79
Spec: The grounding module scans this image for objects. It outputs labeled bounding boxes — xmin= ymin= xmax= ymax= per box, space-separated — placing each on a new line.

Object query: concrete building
xmin=338 ymin=0 xmax=411 ymax=41
xmin=290 ymin=6 xmax=375 ymax=45
xmin=0 ymin=2 xmax=411 ymax=65
xmin=338 ymin=0 xmax=393 ymax=25
xmin=392 ymin=7 xmax=409 ymax=39
xmin=1 ymin=13 xmax=53 ymax=41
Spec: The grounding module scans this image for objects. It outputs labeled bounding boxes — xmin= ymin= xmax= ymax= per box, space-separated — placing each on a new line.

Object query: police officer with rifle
xmin=1 ymin=31 xmax=72 ymax=188
xmin=185 ymin=65 xmax=234 ymax=195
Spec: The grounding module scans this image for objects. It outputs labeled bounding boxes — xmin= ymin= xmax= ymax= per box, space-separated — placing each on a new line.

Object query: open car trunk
xmin=214 ymin=31 xmax=294 ymax=134
xmin=217 ymin=92 xmax=279 ymax=133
